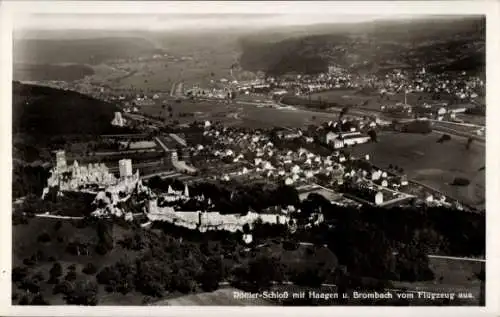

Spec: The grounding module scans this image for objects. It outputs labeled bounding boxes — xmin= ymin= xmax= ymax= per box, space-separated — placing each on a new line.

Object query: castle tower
xmin=375 ymin=191 xmax=384 ymax=205
xmin=72 ymin=160 xmax=80 ymax=177
xmin=55 ymin=150 xmax=67 ymax=171
xmin=118 ymin=159 xmax=133 ymax=179
xmin=111 ymin=112 xmax=125 ymax=127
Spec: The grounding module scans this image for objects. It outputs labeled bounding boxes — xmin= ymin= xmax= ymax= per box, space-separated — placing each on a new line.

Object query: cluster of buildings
xmin=190 ymin=123 xmax=402 ymax=201
xmin=184 ymin=120 xmax=455 ymax=209
xmin=185 ymin=86 xmax=234 ymax=100
xmin=340 ymin=170 xmax=412 ymax=207
xmin=381 ymin=98 xmax=468 ymax=122
xmin=375 ymin=68 xmax=484 ymax=101
xmin=254 ymin=64 xmax=484 ymax=107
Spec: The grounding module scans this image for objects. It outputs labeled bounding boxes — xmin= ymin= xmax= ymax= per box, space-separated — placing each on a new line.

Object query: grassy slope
xmin=12 ymin=217 xmax=140 ymax=305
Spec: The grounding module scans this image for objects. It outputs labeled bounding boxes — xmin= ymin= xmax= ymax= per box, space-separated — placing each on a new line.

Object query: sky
xmin=6 ymin=1 xmax=489 ymax=31
xmin=16 ymin=13 xmax=423 ymax=31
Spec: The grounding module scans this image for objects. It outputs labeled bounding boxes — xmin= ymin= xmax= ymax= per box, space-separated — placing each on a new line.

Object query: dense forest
xmin=12 ymin=82 xmax=120 ymax=137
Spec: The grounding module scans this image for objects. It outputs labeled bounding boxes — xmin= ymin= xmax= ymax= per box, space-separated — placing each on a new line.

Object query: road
xmin=169 ymin=133 xmax=187 ymax=147
xmin=154 ymin=136 xmax=171 ymax=152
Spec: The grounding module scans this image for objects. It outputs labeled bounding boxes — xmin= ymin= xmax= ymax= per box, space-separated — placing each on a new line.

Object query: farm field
xmin=138 ymin=98 xmax=335 ymax=129
xmin=345 ymin=131 xmax=485 ymax=209
xmin=309 ymin=89 xmax=463 ymax=111
xmin=139 ymin=100 xmax=245 ymax=126
xmin=82 ymin=51 xmax=236 ymax=93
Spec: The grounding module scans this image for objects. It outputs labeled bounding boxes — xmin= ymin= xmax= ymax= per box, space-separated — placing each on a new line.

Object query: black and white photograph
xmin=1 ymin=1 xmax=498 ymax=314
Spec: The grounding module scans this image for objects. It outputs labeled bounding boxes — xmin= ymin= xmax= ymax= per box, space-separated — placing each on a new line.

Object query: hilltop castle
xmin=42 ymin=150 xmax=117 ymax=199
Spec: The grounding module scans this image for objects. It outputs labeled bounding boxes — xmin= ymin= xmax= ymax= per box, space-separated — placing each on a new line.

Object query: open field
xmin=345 ymin=131 xmax=485 ymax=209
xmin=139 ymin=99 xmax=245 ymax=126
xmin=82 ymin=53 xmax=236 ymax=92
xmin=308 ymin=89 xmax=457 ymax=110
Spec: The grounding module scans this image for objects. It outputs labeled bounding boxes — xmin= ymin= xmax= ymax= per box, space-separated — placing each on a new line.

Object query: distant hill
xmin=14 ymin=63 xmax=95 ymax=82
xmin=12 ymin=81 xmax=120 ymax=137
xmin=239 ymin=16 xmax=485 ymax=76
xmin=13 ymin=37 xmax=164 ymax=65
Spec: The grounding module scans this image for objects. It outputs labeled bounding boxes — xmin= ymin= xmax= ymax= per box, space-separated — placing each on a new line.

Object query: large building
xmin=55 ymin=150 xmax=67 ymax=171
xmin=325 ymin=131 xmax=370 ymax=148
xmin=119 ymin=159 xmax=133 ymax=179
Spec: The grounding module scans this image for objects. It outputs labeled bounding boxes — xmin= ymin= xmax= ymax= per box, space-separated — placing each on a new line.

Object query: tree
xmin=451 ymin=177 xmax=470 ymax=186
xmin=396 ymin=237 xmax=434 ymax=282
xmin=340 ymin=106 xmax=349 ymax=118
xmin=54 ymin=220 xmax=62 ymax=231
xmin=97 ymin=266 xmax=120 ymax=286
xmin=82 ymin=263 xmax=98 ymax=275
xmin=12 ymin=266 xmax=29 ymax=283
xmin=31 ymin=294 xmax=49 ymax=305
xmin=466 ymin=137 xmax=473 ymax=150
xmin=437 ymin=134 xmax=451 ymax=143
xmin=247 ymin=255 xmax=284 ymax=289
xmin=135 ymin=260 xmax=169 ymax=297
xmin=368 ymin=130 xmax=378 ymax=142
xmin=198 ymin=257 xmax=226 ymax=292
xmin=65 ymin=271 xmax=77 ymax=281
xmin=64 ymin=280 xmax=99 ymax=306
xmin=19 ymin=277 xmax=40 ymax=293
xmin=96 ymin=220 xmax=114 ymax=255
xmin=18 ymin=295 xmax=30 ymax=305
xmin=37 ymin=232 xmax=51 ymax=243
xmin=53 ymin=280 xmax=73 ymax=295
xmin=171 ymin=271 xmax=196 ymax=294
